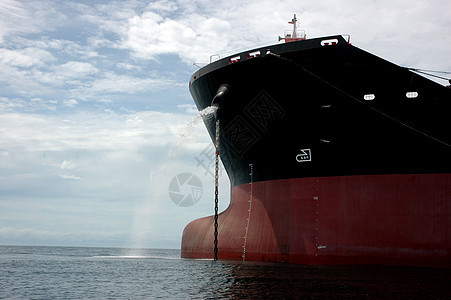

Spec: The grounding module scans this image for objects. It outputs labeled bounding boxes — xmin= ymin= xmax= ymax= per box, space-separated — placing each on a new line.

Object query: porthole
xmin=406 ymin=91 xmax=418 ymax=98
xmin=363 ymin=94 xmax=375 ymax=101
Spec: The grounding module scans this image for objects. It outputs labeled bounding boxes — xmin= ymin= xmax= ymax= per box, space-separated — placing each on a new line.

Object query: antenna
xmin=288 ymin=14 xmax=298 ymax=38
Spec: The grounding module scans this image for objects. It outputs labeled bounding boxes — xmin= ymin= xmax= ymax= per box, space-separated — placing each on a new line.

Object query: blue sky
xmin=0 ymin=0 xmax=450 ymax=249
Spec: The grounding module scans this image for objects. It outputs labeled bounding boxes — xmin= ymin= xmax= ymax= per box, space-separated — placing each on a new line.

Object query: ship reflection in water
xmin=203 ymin=260 xmax=451 ymax=299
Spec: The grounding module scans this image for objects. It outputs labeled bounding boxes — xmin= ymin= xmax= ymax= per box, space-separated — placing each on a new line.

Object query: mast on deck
xmin=279 ymin=14 xmax=306 ymax=43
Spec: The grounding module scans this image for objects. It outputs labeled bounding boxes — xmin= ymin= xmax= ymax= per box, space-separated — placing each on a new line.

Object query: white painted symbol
xmin=296 ymin=149 xmax=311 ymax=162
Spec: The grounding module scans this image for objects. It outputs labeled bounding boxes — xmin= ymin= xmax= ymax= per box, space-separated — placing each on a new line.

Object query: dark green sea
xmin=0 ymin=245 xmax=450 ymax=299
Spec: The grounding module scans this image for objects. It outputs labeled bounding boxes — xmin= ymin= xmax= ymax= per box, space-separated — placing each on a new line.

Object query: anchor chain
xmin=214 ymin=119 xmax=220 ymax=261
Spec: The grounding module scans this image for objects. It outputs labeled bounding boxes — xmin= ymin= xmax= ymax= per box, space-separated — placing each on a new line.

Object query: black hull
xmin=189 ymin=36 xmax=451 ymax=187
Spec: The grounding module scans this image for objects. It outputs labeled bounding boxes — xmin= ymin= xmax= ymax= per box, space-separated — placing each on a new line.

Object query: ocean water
xmin=0 ymin=246 xmax=450 ymax=299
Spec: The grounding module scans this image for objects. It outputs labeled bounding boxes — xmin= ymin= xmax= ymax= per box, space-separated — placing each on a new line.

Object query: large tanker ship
xmin=181 ymin=15 xmax=451 ymax=267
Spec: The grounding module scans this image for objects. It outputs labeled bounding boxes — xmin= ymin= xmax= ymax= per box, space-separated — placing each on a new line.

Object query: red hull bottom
xmin=181 ymin=174 xmax=450 ymax=268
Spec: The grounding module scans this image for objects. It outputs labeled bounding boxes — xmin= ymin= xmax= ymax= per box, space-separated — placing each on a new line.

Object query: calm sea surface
xmin=0 ymin=245 xmax=450 ymax=299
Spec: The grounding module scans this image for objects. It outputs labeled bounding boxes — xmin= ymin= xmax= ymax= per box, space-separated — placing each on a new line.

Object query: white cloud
xmin=121 ymin=12 xmax=231 ymax=63
xmin=0 ymin=0 xmax=66 ymax=43
xmin=177 ymin=103 xmax=198 ymax=114
xmin=116 ymin=62 xmax=141 ymax=71
xmin=0 ymin=109 xmax=206 ymax=153
xmin=73 ymin=72 xmax=178 ymax=96
xmin=26 ymin=61 xmax=100 ymax=89
xmin=59 ymin=174 xmax=83 ymax=180
xmin=0 ymin=47 xmax=55 ymax=67
xmin=63 ymin=99 xmax=78 ymax=107
xmin=28 ymin=38 xmax=102 ymax=59
xmin=60 ymin=160 xmax=77 ymax=170
xmin=146 ymin=0 xmax=178 ymax=12
xmin=52 ymin=61 xmax=98 ymax=78
xmin=0 ymin=97 xmax=25 ymax=111
xmin=0 ymin=0 xmax=37 ymax=43
xmin=0 ymin=97 xmax=61 ymax=112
